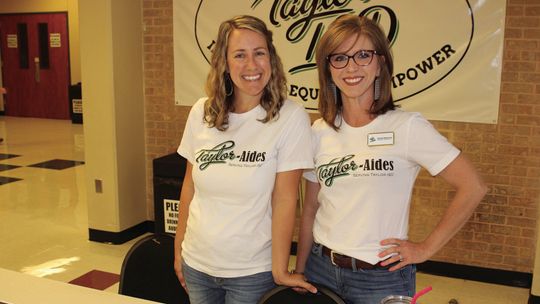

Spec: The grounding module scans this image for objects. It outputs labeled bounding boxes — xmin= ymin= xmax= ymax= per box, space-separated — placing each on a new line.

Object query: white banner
xmin=174 ymin=0 xmax=505 ymax=124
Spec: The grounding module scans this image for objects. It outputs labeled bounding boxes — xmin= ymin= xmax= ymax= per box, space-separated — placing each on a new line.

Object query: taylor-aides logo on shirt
xmin=317 ymin=155 xmax=358 ymax=187
xmin=317 ymin=155 xmax=395 ymax=186
xmin=195 ymin=141 xmax=236 ymax=170
xmin=195 ymin=140 xmax=266 ymax=170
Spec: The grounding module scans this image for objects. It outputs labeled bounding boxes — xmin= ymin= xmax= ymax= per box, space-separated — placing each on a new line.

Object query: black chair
xmin=119 ymin=233 xmax=189 ymax=304
xmin=258 ymin=284 xmax=346 ymax=304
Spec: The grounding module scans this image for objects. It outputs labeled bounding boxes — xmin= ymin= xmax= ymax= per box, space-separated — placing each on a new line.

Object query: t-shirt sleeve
xmin=303 ymin=168 xmax=318 ymax=182
xmin=276 ymin=104 xmax=314 ymax=172
xmin=407 ymin=114 xmax=460 ymax=176
xmin=302 ymin=124 xmax=319 ymax=182
xmin=177 ymin=99 xmax=204 ymax=163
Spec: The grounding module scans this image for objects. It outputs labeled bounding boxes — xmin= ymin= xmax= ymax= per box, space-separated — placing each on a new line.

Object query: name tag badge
xmin=367 ymin=132 xmax=394 ymax=146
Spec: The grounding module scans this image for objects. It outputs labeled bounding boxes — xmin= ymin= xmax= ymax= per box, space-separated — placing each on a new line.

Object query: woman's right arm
xmin=174 ymin=162 xmax=194 ymax=291
xmin=294 ymin=179 xmax=320 ymax=274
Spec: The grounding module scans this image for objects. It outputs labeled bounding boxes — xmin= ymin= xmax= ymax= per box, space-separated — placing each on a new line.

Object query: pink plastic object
xmin=411 ymin=286 xmax=432 ymax=304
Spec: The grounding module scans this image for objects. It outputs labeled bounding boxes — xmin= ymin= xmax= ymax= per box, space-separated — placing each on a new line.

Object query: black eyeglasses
xmin=327 ymin=50 xmax=379 ymax=69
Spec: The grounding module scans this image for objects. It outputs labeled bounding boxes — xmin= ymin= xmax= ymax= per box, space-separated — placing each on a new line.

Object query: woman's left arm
xmin=271 ymin=169 xmax=317 ymax=293
xmin=380 ymin=153 xmax=487 ymax=271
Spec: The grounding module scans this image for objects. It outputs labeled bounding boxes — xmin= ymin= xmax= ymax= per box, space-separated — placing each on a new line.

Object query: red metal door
xmin=0 ymin=13 xmax=70 ymax=119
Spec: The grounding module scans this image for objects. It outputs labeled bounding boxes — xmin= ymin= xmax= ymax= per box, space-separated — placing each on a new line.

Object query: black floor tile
xmin=0 ymin=153 xmax=20 ymax=160
xmin=0 ymin=164 xmax=21 ymax=172
xmin=0 ymin=176 xmax=22 ymax=185
xmin=28 ymin=159 xmax=85 ymax=170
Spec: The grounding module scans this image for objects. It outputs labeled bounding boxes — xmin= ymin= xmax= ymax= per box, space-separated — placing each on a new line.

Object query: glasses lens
xmin=329 ymin=54 xmax=349 ymax=69
xmin=353 ymin=50 xmax=373 ymax=66
xmin=329 ymin=51 xmax=375 ymax=68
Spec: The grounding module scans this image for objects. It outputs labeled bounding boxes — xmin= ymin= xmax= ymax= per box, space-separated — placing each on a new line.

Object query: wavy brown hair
xmin=316 ymin=15 xmax=396 ymax=130
xmin=204 ymin=15 xmax=287 ymax=131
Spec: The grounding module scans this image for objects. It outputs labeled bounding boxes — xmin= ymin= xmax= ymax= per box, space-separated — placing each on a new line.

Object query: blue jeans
xmin=182 ymin=261 xmax=276 ymax=304
xmin=305 ymin=244 xmax=416 ymax=304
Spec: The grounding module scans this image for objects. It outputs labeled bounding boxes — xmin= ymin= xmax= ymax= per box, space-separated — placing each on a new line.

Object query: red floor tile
xmin=69 ymin=270 xmax=120 ymax=290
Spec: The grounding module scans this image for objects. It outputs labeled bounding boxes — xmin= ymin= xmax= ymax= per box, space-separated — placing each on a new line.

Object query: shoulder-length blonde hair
xmin=204 ymin=15 xmax=287 ymax=131
xmin=316 ymin=15 xmax=396 ymax=130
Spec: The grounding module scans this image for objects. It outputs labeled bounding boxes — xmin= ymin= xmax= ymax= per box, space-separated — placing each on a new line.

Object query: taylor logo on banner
xmin=174 ymin=0 xmax=505 ymax=124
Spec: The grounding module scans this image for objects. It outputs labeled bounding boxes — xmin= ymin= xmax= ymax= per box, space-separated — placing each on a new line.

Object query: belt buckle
xmin=330 ymin=250 xmax=338 ymax=267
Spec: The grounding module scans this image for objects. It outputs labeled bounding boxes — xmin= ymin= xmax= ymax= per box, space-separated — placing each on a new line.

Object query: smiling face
xmin=329 ymin=34 xmax=381 ymax=103
xmin=226 ymin=28 xmax=271 ymax=106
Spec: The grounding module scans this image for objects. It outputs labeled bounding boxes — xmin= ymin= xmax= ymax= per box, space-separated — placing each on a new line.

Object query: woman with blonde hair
xmin=174 ymin=15 xmax=316 ymax=303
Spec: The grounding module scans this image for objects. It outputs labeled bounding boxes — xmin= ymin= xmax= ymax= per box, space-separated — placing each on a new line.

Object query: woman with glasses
xmin=174 ymin=15 xmax=316 ymax=304
xmin=294 ymin=15 xmax=486 ymax=303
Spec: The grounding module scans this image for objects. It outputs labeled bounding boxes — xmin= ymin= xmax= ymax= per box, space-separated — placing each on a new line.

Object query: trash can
xmin=153 ymin=153 xmax=187 ymax=235
xmin=69 ymin=82 xmax=82 ymax=124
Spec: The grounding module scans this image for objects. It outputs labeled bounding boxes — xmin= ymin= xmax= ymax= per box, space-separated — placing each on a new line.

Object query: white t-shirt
xmin=178 ymin=98 xmax=313 ymax=277
xmin=304 ymin=109 xmax=460 ymax=264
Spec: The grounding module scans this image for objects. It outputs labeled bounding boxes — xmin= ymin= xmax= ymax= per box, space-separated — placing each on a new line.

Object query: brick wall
xmin=142 ymin=0 xmax=539 ymax=273
xmin=142 ymin=0 xmax=188 ymax=211
xmin=408 ymin=0 xmax=540 ymax=272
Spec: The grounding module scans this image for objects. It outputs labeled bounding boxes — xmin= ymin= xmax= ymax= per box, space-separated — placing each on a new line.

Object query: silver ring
xmin=399 ymin=254 xmax=403 ymax=261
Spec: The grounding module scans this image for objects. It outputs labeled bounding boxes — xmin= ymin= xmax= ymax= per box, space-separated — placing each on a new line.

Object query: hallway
xmin=0 ymin=116 xmax=143 ymax=292
xmin=0 ymin=116 xmax=531 ymax=302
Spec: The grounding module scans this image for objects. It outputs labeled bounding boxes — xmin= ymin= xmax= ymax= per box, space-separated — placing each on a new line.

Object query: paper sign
xmin=72 ymin=98 xmax=82 ymax=114
xmin=50 ymin=33 xmax=61 ymax=47
xmin=7 ymin=35 xmax=17 ymax=48
xmin=163 ymin=199 xmax=179 ymax=234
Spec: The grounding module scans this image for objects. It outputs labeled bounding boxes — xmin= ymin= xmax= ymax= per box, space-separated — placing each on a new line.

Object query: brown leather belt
xmin=321 ymin=245 xmax=384 ymax=270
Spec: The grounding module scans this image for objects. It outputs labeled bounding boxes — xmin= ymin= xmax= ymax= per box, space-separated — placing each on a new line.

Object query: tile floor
xmin=0 ymin=116 xmax=531 ymax=303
